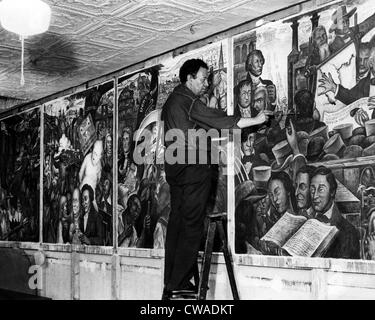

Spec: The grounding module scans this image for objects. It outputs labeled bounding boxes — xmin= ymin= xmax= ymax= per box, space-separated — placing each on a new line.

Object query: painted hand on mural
xmin=354 ymin=108 xmax=369 ymax=126
xmin=79 ymin=233 xmax=90 ymax=245
xmin=318 ymin=72 xmax=337 ymax=96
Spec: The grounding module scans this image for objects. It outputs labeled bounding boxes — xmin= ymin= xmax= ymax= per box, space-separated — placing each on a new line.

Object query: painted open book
xmin=260 ymin=212 xmax=339 ymax=257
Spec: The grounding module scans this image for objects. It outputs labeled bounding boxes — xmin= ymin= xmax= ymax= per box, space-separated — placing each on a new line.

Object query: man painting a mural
xmin=161 ymin=58 xmax=270 ymax=299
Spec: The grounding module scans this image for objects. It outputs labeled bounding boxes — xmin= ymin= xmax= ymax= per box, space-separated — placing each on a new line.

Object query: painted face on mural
xmin=313 ymin=27 xmax=328 ymax=47
xmin=268 ymin=179 xmax=289 ymax=215
xmin=295 ymin=172 xmax=311 ymax=209
xmin=122 ymin=130 xmax=131 ymax=154
xmin=238 ymin=84 xmax=252 ymax=108
xmin=188 ymin=67 xmax=209 ymax=97
xmin=253 ymin=88 xmax=267 ymax=112
xmin=368 ymin=48 xmax=375 ymax=76
xmin=129 ymin=196 xmax=141 ymax=223
xmin=82 ymin=189 xmax=91 ymax=215
xmin=72 ymin=188 xmax=80 ymax=218
xmin=247 ymin=53 xmax=264 ymax=77
xmin=106 ymin=135 xmax=112 ymax=156
xmin=59 ymin=195 xmax=69 ymax=220
xmin=310 ymin=174 xmax=333 ymax=214
xmin=359 ymin=46 xmax=371 ymax=78
xmin=241 ymin=132 xmax=255 ymax=156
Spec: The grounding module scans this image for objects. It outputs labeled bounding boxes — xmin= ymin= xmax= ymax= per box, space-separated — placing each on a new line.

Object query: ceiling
xmin=0 ymin=0 xmax=304 ymax=111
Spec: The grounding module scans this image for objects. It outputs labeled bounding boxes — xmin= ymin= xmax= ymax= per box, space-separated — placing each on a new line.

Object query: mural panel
xmin=0 ymin=108 xmax=40 ymax=242
xmin=233 ymin=0 xmax=375 ymax=260
xmin=43 ymin=81 xmax=114 ymax=245
xmin=117 ymin=41 xmax=229 ymax=250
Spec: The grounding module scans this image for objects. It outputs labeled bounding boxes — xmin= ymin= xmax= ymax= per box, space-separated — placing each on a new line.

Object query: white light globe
xmin=0 ymin=0 xmax=51 ymax=36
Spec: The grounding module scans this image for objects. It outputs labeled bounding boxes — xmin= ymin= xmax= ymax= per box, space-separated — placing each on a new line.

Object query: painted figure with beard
xmin=305 ymin=25 xmax=332 ymax=96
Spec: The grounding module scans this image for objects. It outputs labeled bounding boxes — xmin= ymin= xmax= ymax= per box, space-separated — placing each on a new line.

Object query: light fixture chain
xmin=20 ymin=35 xmax=25 ymax=86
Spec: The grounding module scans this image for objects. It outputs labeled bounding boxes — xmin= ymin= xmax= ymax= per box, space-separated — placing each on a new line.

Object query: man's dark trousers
xmin=164 ymin=164 xmax=213 ymax=291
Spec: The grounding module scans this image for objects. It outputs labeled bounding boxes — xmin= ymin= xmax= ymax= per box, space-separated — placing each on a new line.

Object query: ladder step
xmin=196 ymin=213 xmax=239 ymax=300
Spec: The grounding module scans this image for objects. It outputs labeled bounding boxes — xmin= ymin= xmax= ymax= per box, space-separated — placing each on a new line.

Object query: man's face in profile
xmin=238 ymin=84 xmax=252 ymax=108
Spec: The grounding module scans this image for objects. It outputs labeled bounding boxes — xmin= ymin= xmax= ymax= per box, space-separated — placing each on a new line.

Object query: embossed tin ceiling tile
xmin=53 ymin=0 xmax=133 ymax=16
xmin=171 ymin=0 xmax=251 ymax=14
xmin=48 ymin=7 xmax=102 ymax=35
xmin=234 ymin=0 xmax=300 ymax=16
xmin=121 ymin=2 xmax=201 ymax=32
xmin=84 ymin=21 xmax=157 ymax=49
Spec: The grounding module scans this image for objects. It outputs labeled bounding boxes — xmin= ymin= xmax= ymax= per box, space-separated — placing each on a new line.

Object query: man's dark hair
xmin=296 ymin=165 xmax=316 ymax=181
xmin=311 ymin=166 xmax=337 ymax=196
xmin=235 ymin=79 xmax=252 ymax=98
xmin=294 ymin=89 xmax=314 ymax=118
xmin=179 ymin=59 xmax=209 ymax=84
xmin=245 ymin=50 xmax=265 ymax=72
xmin=82 ymin=184 xmax=94 ymax=203
xmin=241 ymin=126 xmax=258 ymax=143
xmin=267 ymin=171 xmax=297 ymax=212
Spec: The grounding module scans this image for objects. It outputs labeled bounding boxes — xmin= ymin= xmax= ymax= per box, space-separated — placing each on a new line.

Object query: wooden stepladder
xmin=196 ymin=212 xmax=239 ymax=300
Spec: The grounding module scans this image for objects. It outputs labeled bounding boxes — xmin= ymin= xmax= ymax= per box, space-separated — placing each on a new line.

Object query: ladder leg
xmin=217 ymin=220 xmax=240 ymax=300
xmin=197 ymin=221 xmax=216 ymax=300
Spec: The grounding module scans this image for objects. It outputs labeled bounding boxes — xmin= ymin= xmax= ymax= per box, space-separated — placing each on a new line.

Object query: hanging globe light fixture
xmin=0 ymin=0 xmax=52 ymax=85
